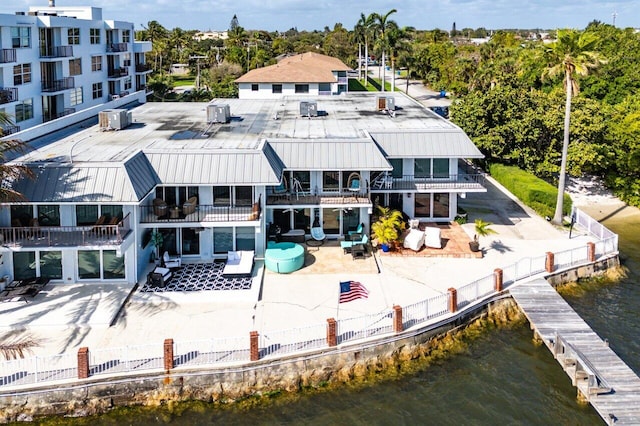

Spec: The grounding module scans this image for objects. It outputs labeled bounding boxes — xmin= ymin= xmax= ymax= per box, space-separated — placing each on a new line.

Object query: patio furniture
xmin=147 ymin=267 xmax=171 ymax=288
xmin=281 ymin=229 xmax=305 ymax=243
xmin=348 ymin=223 xmax=364 ymax=237
xmin=163 ymin=251 xmax=182 ymax=268
xmin=424 ymin=227 xmax=442 ymax=249
xmin=182 ymin=196 xmax=198 ymax=215
xmin=351 ymin=244 xmax=367 ymax=260
xmin=307 ymin=226 xmax=326 ymax=247
xmin=403 ymin=228 xmax=425 ymax=251
xmin=341 ymin=234 xmax=369 ymax=253
xmin=222 ymin=250 xmax=255 ymax=278
xmin=169 ymin=206 xmax=181 ymax=219
xmin=372 ymin=171 xmax=393 ymax=189
xmin=408 ymin=219 xmax=420 ymax=229
xmin=347 ymin=172 xmax=361 ymax=193
xmin=265 ymin=242 xmax=305 ymax=273
xmin=153 ymin=198 xmax=168 ymax=217
xmin=272 ymin=178 xmax=289 ymax=201
xmin=0 ymin=277 xmax=50 ymax=303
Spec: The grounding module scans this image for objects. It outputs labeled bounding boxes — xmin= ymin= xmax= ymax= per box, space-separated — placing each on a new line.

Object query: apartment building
xmin=0 ymin=91 xmax=485 ymax=286
xmin=0 ymin=4 xmax=151 ymax=134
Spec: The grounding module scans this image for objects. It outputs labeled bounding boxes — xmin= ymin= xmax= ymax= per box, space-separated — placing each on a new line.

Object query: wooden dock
xmin=510 ymin=279 xmax=640 ymax=425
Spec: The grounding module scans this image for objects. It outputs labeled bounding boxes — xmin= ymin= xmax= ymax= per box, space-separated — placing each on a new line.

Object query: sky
xmin=4 ymin=0 xmax=639 ymax=32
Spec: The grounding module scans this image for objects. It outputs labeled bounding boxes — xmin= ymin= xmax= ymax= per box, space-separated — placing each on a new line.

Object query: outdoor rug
xmin=139 ymin=262 xmax=253 ymax=292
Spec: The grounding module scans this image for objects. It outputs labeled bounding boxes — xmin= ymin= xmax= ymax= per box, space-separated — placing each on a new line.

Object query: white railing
xmin=259 ymin=323 xmax=328 ymax=359
xmin=174 ymin=336 xmax=249 ymax=367
xmin=0 ymin=209 xmax=619 ymax=389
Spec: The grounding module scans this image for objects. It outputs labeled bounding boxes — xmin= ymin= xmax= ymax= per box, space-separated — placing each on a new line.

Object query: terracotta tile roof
xmin=235 ymin=52 xmax=351 ymax=83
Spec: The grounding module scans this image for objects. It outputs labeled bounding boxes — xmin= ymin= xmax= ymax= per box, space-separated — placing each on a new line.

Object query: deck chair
xmin=347 ymin=172 xmax=361 ymax=192
xmin=348 ymin=223 xmax=364 ymax=237
xmin=272 ymin=178 xmax=289 ymax=201
xmin=162 ymin=251 xmax=182 ymax=268
xmin=311 ymin=227 xmax=326 ymax=242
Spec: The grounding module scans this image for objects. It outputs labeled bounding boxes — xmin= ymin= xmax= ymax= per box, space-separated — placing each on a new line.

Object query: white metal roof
xmin=369 ymin=130 xmax=484 ymax=158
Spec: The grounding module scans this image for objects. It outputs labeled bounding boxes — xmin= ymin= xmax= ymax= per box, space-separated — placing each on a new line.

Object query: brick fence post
xmin=326 ymin=318 xmax=337 ymax=347
xmin=545 ymin=252 xmax=555 ymax=273
xmin=163 ymin=338 xmax=174 ymax=371
xmin=494 ymin=268 xmax=503 ymax=292
xmin=77 ymin=347 xmax=89 ymax=379
xmin=587 ymin=242 xmax=596 ymax=262
xmin=393 ymin=305 xmax=403 ymax=333
xmin=448 ymin=287 xmax=457 ymax=313
xmin=250 ymin=331 xmax=259 ymax=361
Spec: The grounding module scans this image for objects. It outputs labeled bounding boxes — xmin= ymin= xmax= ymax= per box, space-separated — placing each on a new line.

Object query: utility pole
xmin=612 ymin=10 xmax=618 ymax=27
xmin=189 ymin=55 xmax=207 ymax=89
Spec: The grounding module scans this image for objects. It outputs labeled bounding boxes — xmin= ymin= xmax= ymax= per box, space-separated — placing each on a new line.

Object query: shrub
xmin=489 ymin=163 xmax=572 ymax=219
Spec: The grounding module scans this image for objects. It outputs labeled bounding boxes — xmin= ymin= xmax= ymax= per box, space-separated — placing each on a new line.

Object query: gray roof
xmin=12 ymin=153 xmax=159 ymax=203
xmin=369 ymin=130 xmax=484 ymax=158
xmin=266 ymin=139 xmax=391 ymax=171
xmin=145 ymin=147 xmax=283 ymax=185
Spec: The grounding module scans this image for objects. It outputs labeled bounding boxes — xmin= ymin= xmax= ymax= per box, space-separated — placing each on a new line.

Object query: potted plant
xmin=150 ymin=231 xmax=164 ymax=264
xmin=469 ymin=219 xmax=497 ymax=252
xmin=371 ymin=206 xmax=405 ymax=252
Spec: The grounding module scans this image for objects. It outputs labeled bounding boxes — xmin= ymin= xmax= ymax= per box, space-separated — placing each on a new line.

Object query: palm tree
xmin=387 ymin=26 xmax=412 ymax=92
xmin=0 ymin=112 xmax=32 ymax=202
xmin=354 ymin=13 xmax=375 ymax=85
xmin=371 ymin=9 xmax=397 ymax=92
xmin=542 ymin=29 xmax=605 ymax=225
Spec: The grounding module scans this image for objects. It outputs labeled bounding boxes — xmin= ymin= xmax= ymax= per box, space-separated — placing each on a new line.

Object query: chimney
xmin=49 ymin=0 xmax=55 ymax=6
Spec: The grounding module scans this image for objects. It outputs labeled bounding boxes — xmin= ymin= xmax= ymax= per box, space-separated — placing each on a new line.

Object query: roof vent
xmin=99 ymin=109 xmax=132 ymax=131
xmin=376 ymin=96 xmax=395 ymax=111
xmin=207 ymin=103 xmax=231 ymax=124
xmin=300 ymin=101 xmax=318 ymax=117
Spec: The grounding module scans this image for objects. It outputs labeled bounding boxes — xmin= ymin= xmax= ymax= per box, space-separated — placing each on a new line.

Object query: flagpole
xmin=336 ymin=282 xmax=340 ymax=322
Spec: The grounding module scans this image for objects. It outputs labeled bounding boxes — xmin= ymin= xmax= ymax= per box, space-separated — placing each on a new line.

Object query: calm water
xmin=45 ymin=212 xmax=640 ymax=426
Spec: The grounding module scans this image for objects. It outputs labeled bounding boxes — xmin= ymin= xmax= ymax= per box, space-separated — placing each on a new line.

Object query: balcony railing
xmin=41 ymin=77 xmax=75 ymax=92
xmin=43 ymin=108 xmax=76 ymax=123
xmin=108 ymin=68 xmax=129 ymax=78
xmin=0 ymin=48 xmax=17 ymax=63
xmin=135 ymin=63 xmax=151 ymax=72
xmin=140 ymin=205 xmax=260 ymax=224
xmin=267 ymin=191 xmax=371 ymax=206
xmin=1 ymin=125 xmax=20 ymax=136
xmin=107 ymin=43 xmax=128 ymax=53
xmin=370 ymin=173 xmax=486 ymax=191
xmin=0 ymin=87 xmax=18 ymax=105
xmin=0 ymin=214 xmax=131 ymax=248
xmin=39 ymin=45 xmax=74 ymax=58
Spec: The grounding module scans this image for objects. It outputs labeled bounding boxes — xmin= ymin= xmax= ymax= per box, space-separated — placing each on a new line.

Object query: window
xmin=11 ymin=205 xmax=32 ymax=227
xmin=122 ymin=30 xmax=131 ymax=43
xmin=272 ymin=84 xmax=282 ymax=94
xmin=414 ymin=159 xmax=431 ymax=178
xmin=213 ymin=186 xmax=231 ymax=206
xmin=15 ymin=99 xmax=33 ymax=123
xmin=433 ymin=159 xmax=450 ymax=178
xmin=90 ymin=28 xmax=101 ymax=44
xmin=70 ymin=88 xmax=83 ymax=106
xmin=433 ymin=193 xmax=450 ymax=218
xmin=76 ymin=205 xmax=98 ymax=226
xmin=322 ymin=208 xmax=340 ymax=234
xmin=295 ymin=84 xmax=309 ymax=94
xmin=13 ymin=63 xmax=31 ymax=85
xmin=78 ymin=251 xmax=100 ymax=279
xmin=235 ymin=186 xmax=252 ymax=206
xmin=91 ymin=56 xmax=102 ymax=72
xmin=323 ymin=171 xmax=339 ymax=191
xmin=11 ymin=27 xmax=30 ymax=48
xmin=123 ymin=53 xmax=131 ymax=67
xmin=124 ymin=77 xmax=132 ymax=91
xmin=38 ymin=205 xmax=60 ymax=226
xmin=77 ymin=250 xmax=125 ymax=280
xmin=414 ymin=159 xmax=450 ymax=179
xmin=13 ymin=252 xmax=36 ymax=281
xmin=236 ymin=227 xmax=255 ymax=251
xmin=213 ymin=227 xmax=233 ymax=254
xmin=68 ymin=28 xmax=80 ymax=45
xmin=389 ymin=159 xmax=403 ymax=178
xmin=92 ymin=82 xmax=103 ymax=99
xmin=39 ymin=251 xmax=63 ymax=280
xmin=251 ymin=84 xmax=259 ymax=91
xmin=69 ymin=58 xmax=82 ymax=76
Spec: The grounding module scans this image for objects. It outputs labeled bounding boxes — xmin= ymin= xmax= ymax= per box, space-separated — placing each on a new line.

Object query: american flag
xmin=339 ymin=281 xmax=369 ymax=304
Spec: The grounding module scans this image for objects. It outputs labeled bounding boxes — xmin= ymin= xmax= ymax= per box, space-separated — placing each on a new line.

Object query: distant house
xmin=235 ymin=52 xmax=351 ymax=99
xmin=194 ymin=30 xmax=228 ymax=41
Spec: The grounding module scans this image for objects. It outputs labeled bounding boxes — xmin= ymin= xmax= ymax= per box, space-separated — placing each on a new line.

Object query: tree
xmin=0 ymin=112 xmax=32 ymax=202
xmin=354 ymin=13 xmax=375 ymax=84
xmin=541 ymin=29 xmax=605 ymax=224
xmin=371 ymin=9 xmax=397 ymax=92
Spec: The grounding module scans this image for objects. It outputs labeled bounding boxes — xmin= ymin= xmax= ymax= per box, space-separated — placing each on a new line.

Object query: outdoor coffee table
xmin=351 ymin=244 xmax=366 ymax=260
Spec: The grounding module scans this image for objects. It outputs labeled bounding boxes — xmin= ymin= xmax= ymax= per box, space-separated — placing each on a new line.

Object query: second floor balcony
xmin=0 ymin=87 xmax=18 ymax=105
xmin=0 ymin=214 xmax=131 ymax=249
xmin=1 ymin=125 xmax=20 ymax=135
xmin=140 ymin=203 xmax=261 ymax=224
xmin=0 ymin=48 xmax=17 ymax=63
xmin=370 ymin=172 xmax=486 ymax=191
xmin=39 ymin=45 xmax=73 ymax=59
xmin=41 ymin=77 xmax=74 ymax=93
xmin=107 ymin=43 xmax=128 ymax=53
xmin=135 ymin=63 xmax=151 ymax=72
xmin=108 ymin=68 xmax=129 ymax=78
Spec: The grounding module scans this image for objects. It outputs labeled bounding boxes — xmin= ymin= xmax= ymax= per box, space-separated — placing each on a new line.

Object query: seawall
xmin=0 ymin=256 xmax=619 ymax=422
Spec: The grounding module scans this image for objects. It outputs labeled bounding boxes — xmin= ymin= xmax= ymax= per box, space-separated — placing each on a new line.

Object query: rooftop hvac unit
xmin=98 ymin=109 xmax=131 ymax=130
xmin=299 ymin=101 xmax=318 ymax=117
xmin=376 ymin=96 xmax=395 ymax=111
xmin=207 ymin=103 xmax=231 ymax=124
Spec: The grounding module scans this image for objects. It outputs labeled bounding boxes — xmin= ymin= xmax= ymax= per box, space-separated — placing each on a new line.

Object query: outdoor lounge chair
xmin=424 ymin=227 xmax=442 ymax=249
xmin=348 ymin=223 xmax=364 ymax=237
xmin=308 ymin=226 xmax=326 ymax=247
xmin=340 ymin=234 xmax=369 ymax=253
xmin=222 ymin=250 xmax=255 ymax=278
xmin=403 ymin=228 xmax=425 ymax=251
xmin=153 ymin=198 xmax=168 ymax=217
xmin=163 ymin=251 xmax=182 ymax=268
xmin=182 ymin=196 xmax=198 ymax=215
xmin=272 ymin=178 xmax=289 ymax=201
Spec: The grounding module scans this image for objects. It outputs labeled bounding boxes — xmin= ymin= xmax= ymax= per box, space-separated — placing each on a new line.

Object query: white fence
xmin=0 ymin=209 xmax=618 ymax=389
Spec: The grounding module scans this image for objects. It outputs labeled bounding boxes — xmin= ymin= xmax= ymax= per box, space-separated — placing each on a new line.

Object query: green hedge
xmin=489 ymin=164 xmax=572 ymax=219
